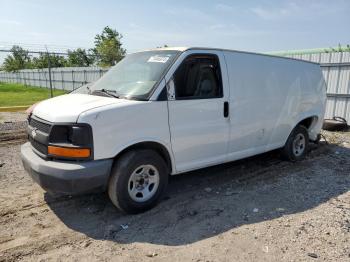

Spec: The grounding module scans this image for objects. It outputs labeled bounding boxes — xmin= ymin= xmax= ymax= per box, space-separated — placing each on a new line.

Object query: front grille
xmin=29 ymin=136 xmax=48 ymax=155
xmin=28 ymin=116 xmax=51 ymax=156
xmin=28 ymin=117 xmax=51 ymax=133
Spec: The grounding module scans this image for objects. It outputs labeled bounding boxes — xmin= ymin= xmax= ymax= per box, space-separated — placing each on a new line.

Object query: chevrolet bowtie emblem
xmin=31 ymin=128 xmax=37 ymax=138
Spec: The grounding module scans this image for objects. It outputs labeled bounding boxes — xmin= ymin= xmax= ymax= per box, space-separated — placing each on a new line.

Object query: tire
xmin=322 ymin=117 xmax=348 ymax=131
xmin=108 ymin=149 xmax=169 ymax=214
xmin=281 ymin=125 xmax=309 ymax=161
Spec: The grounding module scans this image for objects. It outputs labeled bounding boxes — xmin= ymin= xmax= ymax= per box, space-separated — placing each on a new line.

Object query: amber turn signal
xmin=48 ymin=146 xmax=90 ymax=158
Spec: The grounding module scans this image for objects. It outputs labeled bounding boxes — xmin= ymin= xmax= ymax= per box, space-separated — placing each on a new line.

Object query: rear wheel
xmin=281 ymin=125 xmax=309 ymax=161
xmin=108 ymin=149 xmax=168 ymax=214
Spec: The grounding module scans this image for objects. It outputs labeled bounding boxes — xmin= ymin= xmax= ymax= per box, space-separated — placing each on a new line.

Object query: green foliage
xmin=67 ymin=48 xmax=95 ymax=66
xmin=67 ymin=48 xmax=94 ymax=67
xmin=2 ymin=46 xmax=32 ymax=72
xmin=92 ymin=26 xmax=126 ymax=67
xmin=31 ymin=53 xmax=68 ymax=69
xmin=0 ymin=82 xmax=66 ymax=107
xmin=31 ymin=49 xmax=95 ymax=68
xmin=1 ymin=26 xmax=126 ymax=70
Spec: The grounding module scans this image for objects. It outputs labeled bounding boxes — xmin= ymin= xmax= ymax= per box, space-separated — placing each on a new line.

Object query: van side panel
xmin=77 ymin=101 xmax=175 ymax=171
xmin=223 ymin=51 xmax=325 ymax=160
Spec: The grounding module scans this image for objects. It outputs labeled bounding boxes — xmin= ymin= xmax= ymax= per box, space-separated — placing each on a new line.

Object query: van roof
xmin=142 ymin=46 xmax=319 ymax=65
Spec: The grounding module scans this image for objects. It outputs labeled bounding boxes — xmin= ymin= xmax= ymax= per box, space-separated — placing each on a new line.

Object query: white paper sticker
xmin=147 ymin=56 xmax=170 ymax=63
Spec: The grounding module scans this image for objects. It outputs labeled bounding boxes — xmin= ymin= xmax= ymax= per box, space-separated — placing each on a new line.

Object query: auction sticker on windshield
xmin=147 ymin=55 xmax=170 ymax=63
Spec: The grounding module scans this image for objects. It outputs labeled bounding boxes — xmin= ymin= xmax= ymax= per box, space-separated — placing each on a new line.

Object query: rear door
xmin=165 ymin=50 xmax=230 ymax=172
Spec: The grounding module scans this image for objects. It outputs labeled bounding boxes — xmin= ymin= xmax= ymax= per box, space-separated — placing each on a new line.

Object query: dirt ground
xmin=0 ymin=125 xmax=349 ymax=261
xmin=0 ymin=112 xmax=27 ymax=124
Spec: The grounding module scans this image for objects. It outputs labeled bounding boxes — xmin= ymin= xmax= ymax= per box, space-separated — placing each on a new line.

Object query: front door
xmin=166 ymin=51 xmax=230 ymax=172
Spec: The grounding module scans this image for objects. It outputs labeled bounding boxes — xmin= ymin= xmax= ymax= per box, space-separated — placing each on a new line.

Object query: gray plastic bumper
xmin=21 ymin=142 xmax=113 ymax=195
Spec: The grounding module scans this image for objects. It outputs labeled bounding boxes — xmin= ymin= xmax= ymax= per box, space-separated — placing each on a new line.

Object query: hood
xmin=33 ymin=94 xmax=127 ymax=122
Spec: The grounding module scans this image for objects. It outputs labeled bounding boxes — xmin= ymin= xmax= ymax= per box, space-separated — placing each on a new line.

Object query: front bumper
xmin=21 ymin=142 xmax=113 ymax=195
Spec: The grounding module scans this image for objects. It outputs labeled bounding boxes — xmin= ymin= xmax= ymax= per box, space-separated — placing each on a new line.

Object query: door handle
xmin=224 ymin=101 xmax=229 ymax=118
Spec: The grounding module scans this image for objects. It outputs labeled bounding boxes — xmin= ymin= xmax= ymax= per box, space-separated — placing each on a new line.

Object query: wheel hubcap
xmin=292 ymin=133 xmax=306 ymax=156
xmin=128 ymin=164 xmax=160 ymax=202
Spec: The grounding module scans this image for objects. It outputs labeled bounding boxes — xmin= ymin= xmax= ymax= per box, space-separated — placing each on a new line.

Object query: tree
xmin=31 ymin=53 xmax=68 ymax=69
xmin=67 ymin=48 xmax=94 ymax=67
xmin=92 ymin=26 xmax=126 ymax=67
xmin=2 ymin=45 xmax=32 ymax=72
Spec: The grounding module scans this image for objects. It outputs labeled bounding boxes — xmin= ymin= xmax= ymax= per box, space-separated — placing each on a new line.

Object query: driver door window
xmin=173 ymin=55 xmax=223 ymax=100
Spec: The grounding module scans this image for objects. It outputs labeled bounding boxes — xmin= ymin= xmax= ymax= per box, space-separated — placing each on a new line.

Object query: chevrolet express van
xmin=21 ymin=47 xmax=326 ymax=214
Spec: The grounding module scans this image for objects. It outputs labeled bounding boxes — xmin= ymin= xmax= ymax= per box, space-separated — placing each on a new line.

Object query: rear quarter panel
xmin=224 ymin=51 xmax=326 ymax=153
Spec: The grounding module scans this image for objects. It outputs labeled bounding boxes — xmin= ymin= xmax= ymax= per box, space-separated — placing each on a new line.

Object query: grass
xmin=0 ymin=82 xmax=66 ymax=107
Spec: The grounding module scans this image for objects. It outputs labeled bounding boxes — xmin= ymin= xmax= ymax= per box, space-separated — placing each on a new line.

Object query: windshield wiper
xmin=92 ymin=89 xmax=120 ymax=98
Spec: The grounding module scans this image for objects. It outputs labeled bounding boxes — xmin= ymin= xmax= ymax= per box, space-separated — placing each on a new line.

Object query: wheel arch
xmin=112 ymin=141 xmax=175 ymax=175
xmin=282 ymin=115 xmax=319 ymax=146
xmin=296 ymin=115 xmax=319 ymax=130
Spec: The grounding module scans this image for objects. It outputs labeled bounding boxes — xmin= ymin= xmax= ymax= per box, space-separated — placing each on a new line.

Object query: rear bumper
xmin=21 ymin=142 xmax=113 ymax=195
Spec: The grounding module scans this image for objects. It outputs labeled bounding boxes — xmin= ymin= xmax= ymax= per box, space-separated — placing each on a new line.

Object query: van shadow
xmin=44 ymin=142 xmax=350 ymax=246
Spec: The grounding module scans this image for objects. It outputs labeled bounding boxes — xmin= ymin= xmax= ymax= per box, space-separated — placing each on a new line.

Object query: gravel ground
xmin=0 ymin=130 xmax=349 ymax=262
xmin=0 ymin=112 xmax=27 ymax=124
xmin=0 ymin=112 xmax=27 ymax=136
xmin=0 ymin=113 xmax=28 ymax=144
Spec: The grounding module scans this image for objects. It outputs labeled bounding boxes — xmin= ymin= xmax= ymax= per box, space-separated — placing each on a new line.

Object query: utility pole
xmin=46 ymin=46 xmax=53 ymax=98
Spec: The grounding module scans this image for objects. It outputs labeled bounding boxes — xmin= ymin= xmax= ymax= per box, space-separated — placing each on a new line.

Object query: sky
xmin=0 ymin=0 xmax=349 ymax=62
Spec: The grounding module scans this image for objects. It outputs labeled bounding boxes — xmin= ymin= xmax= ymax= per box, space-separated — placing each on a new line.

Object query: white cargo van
xmin=21 ymin=47 xmax=326 ymax=213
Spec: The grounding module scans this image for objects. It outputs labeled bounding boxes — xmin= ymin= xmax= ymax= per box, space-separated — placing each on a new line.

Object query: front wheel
xmin=108 ymin=149 xmax=168 ymax=214
xmin=281 ymin=125 xmax=309 ymax=161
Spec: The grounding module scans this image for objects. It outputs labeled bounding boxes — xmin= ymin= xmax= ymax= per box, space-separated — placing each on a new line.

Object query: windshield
xmin=83 ymin=50 xmax=179 ymax=100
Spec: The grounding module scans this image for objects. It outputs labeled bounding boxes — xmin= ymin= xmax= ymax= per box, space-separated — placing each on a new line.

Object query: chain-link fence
xmin=0 ymin=47 xmax=107 ymax=95
xmin=0 ymin=67 xmax=109 ymax=91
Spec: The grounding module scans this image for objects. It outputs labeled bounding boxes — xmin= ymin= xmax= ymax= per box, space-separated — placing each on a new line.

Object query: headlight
xmin=48 ymin=124 xmax=93 ymax=160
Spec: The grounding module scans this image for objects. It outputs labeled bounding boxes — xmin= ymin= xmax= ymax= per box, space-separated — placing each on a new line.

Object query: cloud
xmin=251 ymin=2 xmax=299 ymax=20
xmin=251 ymin=1 xmax=344 ymax=20
xmin=209 ymin=24 xmax=227 ymax=30
xmin=128 ymin=23 xmax=141 ymax=29
xmin=215 ymin=3 xmax=234 ymax=12
xmin=0 ymin=19 xmax=21 ymax=26
xmin=208 ymin=23 xmax=270 ymax=37
xmin=164 ymin=7 xmax=212 ymax=22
